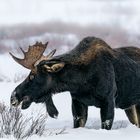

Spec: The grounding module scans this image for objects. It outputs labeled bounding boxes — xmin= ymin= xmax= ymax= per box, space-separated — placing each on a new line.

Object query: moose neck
xmin=47 ymin=62 xmax=92 ymax=93
xmin=49 ymin=64 xmax=85 ymax=94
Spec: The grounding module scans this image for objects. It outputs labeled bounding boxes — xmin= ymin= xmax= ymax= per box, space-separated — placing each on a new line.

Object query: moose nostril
xmin=10 ymin=91 xmax=19 ymax=106
xmin=11 ymin=97 xmax=17 ymax=105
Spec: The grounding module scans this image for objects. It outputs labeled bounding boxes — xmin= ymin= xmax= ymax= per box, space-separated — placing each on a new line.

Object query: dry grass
xmin=0 ymin=102 xmax=66 ymax=139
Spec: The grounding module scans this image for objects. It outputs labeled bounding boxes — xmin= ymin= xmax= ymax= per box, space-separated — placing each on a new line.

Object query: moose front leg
xmin=72 ymin=98 xmax=88 ymax=128
xmin=95 ymin=58 xmax=116 ymax=130
xmin=100 ymin=99 xmax=114 ymax=130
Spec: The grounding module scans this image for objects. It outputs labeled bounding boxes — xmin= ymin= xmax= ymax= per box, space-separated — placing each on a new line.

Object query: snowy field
xmin=0 ymin=55 xmax=140 ymax=140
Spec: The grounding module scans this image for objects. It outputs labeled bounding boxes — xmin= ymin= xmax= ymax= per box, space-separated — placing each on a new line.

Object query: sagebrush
xmin=0 ymin=103 xmax=47 ymax=139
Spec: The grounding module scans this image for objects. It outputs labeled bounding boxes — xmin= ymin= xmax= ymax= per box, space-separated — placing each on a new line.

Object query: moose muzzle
xmin=10 ymin=91 xmax=32 ymax=109
xmin=10 ymin=91 xmax=19 ymax=107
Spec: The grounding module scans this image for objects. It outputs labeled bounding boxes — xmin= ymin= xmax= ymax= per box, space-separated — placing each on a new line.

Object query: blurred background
xmin=1 ymin=0 xmax=140 ymax=81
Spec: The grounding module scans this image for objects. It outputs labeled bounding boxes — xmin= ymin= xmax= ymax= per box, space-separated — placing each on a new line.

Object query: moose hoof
xmin=101 ymin=120 xmax=112 ymax=130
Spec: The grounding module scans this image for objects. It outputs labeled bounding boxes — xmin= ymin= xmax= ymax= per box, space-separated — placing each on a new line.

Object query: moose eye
xmin=29 ymin=75 xmax=35 ymax=80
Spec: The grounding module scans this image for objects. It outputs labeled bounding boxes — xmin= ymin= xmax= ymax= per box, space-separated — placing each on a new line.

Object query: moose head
xmin=10 ymin=42 xmax=65 ymax=111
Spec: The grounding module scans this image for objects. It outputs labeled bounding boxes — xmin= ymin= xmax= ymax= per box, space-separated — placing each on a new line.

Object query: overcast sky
xmin=0 ymin=0 xmax=140 ymax=32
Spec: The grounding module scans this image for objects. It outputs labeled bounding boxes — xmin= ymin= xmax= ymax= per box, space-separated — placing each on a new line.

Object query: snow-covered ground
xmin=0 ymin=54 xmax=140 ymax=140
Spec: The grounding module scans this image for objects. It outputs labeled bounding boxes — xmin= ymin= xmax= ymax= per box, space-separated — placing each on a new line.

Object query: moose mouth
xmin=11 ymin=95 xmax=32 ymax=109
xmin=10 ymin=91 xmax=51 ymax=109
xmin=10 ymin=93 xmax=49 ymax=110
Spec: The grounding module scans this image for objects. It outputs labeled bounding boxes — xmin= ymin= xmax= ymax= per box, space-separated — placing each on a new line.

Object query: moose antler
xmin=10 ymin=42 xmax=56 ymax=70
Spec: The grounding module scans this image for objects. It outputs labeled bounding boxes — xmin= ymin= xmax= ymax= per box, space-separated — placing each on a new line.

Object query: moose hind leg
xmin=72 ymin=98 xmax=88 ymax=128
xmin=125 ymin=105 xmax=140 ymax=127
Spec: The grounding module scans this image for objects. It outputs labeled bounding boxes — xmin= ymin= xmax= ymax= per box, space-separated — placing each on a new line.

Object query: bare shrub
xmin=0 ymin=102 xmax=47 ymax=139
xmin=1 ymin=21 xmax=140 ymax=54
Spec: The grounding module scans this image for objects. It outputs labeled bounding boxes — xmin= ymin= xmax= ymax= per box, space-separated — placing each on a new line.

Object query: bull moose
xmin=10 ymin=36 xmax=140 ymax=130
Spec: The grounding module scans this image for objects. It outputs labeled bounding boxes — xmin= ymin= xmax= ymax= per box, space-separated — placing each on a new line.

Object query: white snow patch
xmin=0 ymin=54 xmax=29 ymax=81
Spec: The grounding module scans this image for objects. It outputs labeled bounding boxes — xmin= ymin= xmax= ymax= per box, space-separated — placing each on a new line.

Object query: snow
xmin=30 ymin=126 xmax=140 ymax=140
xmin=0 ymin=54 xmax=29 ymax=81
xmin=0 ymin=55 xmax=140 ymax=140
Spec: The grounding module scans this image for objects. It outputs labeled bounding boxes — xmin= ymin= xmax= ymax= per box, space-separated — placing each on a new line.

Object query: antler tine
xmin=46 ymin=49 xmax=56 ymax=59
xmin=10 ymin=42 xmax=49 ymax=69
xmin=10 ymin=42 xmax=57 ymax=70
xmin=45 ymin=42 xmax=49 ymax=46
xmin=9 ymin=52 xmax=29 ymax=69
xmin=34 ymin=49 xmax=56 ymax=66
xmin=19 ymin=47 xmax=26 ymax=55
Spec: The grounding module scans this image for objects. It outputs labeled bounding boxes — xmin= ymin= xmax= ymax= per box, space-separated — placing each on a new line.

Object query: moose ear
xmin=44 ymin=62 xmax=65 ymax=73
